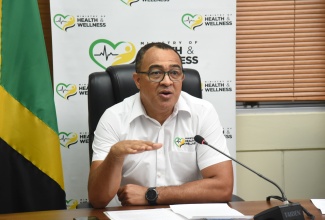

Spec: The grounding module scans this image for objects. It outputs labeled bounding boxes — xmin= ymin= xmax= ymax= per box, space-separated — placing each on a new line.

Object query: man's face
xmin=133 ymin=47 xmax=183 ymax=120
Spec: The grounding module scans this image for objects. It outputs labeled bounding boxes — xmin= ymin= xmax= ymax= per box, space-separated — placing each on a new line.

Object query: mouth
xmin=159 ymin=90 xmax=173 ymax=98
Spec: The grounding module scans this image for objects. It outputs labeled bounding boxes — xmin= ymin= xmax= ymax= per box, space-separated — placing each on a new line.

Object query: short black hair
xmin=135 ymin=42 xmax=182 ymax=72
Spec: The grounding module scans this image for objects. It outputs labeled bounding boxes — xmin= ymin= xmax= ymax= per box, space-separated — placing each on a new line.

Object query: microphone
xmin=194 ymin=135 xmax=307 ymax=220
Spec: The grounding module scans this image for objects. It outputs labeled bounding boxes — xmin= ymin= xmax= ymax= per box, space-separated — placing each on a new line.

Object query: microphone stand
xmin=194 ymin=135 xmax=311 ymax=220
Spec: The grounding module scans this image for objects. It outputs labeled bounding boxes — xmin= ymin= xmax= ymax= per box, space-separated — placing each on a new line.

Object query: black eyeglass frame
xmin=137 ymin=68 xmax=185 ymax=83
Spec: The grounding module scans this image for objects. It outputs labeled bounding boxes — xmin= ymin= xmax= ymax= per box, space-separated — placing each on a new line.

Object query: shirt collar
xmin=129 ymin=93 xmax=146 ymax=123
xmin=129 ymin=92 xmax=192 ymax=123
xmin=174 ymin=92 xmax=192 ymax=116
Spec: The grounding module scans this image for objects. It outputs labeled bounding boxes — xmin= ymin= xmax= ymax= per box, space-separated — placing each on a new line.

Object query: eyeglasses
xmin=137 ymin=68 xmax=184 ymax=83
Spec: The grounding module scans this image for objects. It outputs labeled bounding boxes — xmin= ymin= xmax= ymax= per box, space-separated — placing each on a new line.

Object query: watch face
xmin=146 ymin=189 xmax=157 ymax=200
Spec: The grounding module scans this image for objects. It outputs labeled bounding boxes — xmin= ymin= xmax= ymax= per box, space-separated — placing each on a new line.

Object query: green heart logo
xmin=174 ymin=137 xmax=185 ymax=148
xmin=59 ymin=132 xmax=78 ymax=148
xmin=89 ymin=39 xmax=136 ymax=69
xmin=66 ymin=199 xmax=79 ymax=210
xmin=56 ymin=83 xmax=77 ymax=100
xmin=53 ymin=14 xmax=75 ymax=31
xmin=182 ymin=13 xmax=203 ymax=30
xmin=120 ymin=0 xmax=139 ymax=6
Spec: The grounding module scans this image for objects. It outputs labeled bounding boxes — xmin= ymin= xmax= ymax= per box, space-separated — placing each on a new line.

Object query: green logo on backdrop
xmin=89 ymin=39 xmax=136 ymax=69
xmin=53 ymin=14 xmax=76 ymax=31
xmin=120 ymin=0 xmax=139 ymax=6
xmin=56 ymin=83 xmax=77 ymax=100
xmin=59 ymin=132 xmax=78 ymax=148
xmin=182 ymin=13 xmax=203 ymax=30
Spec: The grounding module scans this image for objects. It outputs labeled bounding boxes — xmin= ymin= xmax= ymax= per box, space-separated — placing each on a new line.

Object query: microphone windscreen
xmin=194 ymin=135 xmax=205 ymax=144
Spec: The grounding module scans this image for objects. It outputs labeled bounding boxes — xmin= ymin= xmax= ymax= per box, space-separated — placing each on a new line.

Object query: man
xmin=88 ymin=42 xmax=233 ymax=208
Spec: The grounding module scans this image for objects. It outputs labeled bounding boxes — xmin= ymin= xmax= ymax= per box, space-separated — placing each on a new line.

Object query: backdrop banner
xmin=50 ymin=0 xmax=236 ymax=208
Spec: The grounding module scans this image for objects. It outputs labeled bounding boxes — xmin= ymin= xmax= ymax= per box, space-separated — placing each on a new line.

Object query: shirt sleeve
xmin=92 ymin=109 xmax=119 ymax=161
xmin=196 ymin=101 xmax=231 ymax=170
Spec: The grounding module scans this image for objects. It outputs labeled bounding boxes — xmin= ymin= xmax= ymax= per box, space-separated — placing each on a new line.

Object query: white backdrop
xmin=50 ymin=0 xmax=236 ymax=209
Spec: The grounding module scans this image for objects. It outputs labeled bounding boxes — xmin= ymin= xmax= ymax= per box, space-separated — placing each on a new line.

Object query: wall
xmin=236 ymin=107 xmax=325 ymax=201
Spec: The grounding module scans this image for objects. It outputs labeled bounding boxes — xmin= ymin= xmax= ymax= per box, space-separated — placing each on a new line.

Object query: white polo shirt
xmin=92 ymin=91 xmax=230 ymax=206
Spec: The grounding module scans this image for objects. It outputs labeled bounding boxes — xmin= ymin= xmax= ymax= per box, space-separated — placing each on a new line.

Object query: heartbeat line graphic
xmin=94 ymin=45 xmax=118 ymax=61
xmin=58 ymin=86 xmax=69 ymax=93
xmin=56 ymin=17 xmax=66 ymax=25
xmin=184 ymin=16 xmax=194 ymax=24
xmin=60 ymin=135 xmax=71 ymax=142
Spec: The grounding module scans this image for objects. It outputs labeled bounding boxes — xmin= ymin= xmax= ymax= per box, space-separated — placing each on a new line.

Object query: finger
xmin=141 ymin=141 xmax=162 ymax=147
xmin=135 ymin=142 xmax=162 ymax=151
xmin=152 ymin=143 xmax=163 ymax=149
xmin=112 ymin=141 xmax=162 ymax=157
xmin=117 ymin=187 xmax=125 ymax=201
xmin=127 ymin=144 xmax=152 ymax=153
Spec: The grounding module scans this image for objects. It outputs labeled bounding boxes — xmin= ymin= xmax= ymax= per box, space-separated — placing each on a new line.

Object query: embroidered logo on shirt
xmin=174 ymin=137 xmax=185 ymax=148
xmin=174 ymin=137 xmax=196 ymax=148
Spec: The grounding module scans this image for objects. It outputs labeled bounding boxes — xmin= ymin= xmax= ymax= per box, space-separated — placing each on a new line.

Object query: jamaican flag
xmin=0 ymin=0 xmax=66 ymax=213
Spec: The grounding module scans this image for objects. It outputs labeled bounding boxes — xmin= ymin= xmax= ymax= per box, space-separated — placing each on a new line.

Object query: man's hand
xmin=117 ymin=184 xmax=148 ymax=206
xmin=88 ymin=140 xmax=162 ymax=208
xmin=110 ymin=140 xmax=162 ymax=159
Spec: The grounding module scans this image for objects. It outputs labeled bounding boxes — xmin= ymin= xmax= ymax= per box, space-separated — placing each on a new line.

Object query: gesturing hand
xmin=117 ymin=184 xmax=148 ymax=206
xmin=110 ymin=140 xmax=162 ymax=159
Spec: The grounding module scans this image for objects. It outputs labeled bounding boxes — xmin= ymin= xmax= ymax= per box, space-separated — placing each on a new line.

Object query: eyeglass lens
xmin=148 ymin=69 xmax=183 ymax=82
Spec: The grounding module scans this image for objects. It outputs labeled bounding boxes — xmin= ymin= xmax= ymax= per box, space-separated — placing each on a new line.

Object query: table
xmin=0 ymin=199 xmax=322 ymax=220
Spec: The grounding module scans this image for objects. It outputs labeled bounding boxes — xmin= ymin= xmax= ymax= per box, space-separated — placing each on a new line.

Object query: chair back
xmin=87 ymin=64 xmax=202 ymax=163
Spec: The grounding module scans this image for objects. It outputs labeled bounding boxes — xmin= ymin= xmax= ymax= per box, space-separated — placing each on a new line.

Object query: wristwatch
xmin=145 ymin=187 xmax=158 ymax=205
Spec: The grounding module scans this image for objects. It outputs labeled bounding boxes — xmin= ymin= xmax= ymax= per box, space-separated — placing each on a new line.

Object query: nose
xmin=160 ymin=72 xmax=173 ymax=85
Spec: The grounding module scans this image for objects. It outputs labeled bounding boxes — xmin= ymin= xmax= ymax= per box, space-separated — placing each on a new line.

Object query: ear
xmin=133 ymin=72 xmax=141 ymax=90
